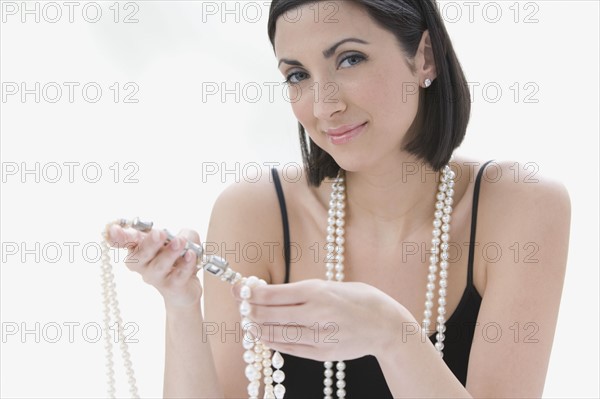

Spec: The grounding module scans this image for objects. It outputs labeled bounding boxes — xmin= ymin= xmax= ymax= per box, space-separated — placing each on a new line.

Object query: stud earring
xmin=424 ymin=78 xmax=432 ymax=88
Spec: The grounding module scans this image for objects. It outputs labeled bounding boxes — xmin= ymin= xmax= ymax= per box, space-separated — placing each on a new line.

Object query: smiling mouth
xmin=326 ymin=122 xmax=367 ymax=144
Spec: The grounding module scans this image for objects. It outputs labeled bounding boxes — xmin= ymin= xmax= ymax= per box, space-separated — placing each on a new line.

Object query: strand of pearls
xmin=107 ymin=160 xmax=454 ymax=399
xmin=421 ymin=164 xmax=456 ymax=355
xmin=101 ymin=224 xmax=139 ymax=398
xmin=323 ymin=172 xmax=346 ymax=399
xmin=324 ymin=163 xmax=455 ymax=399
xmin=240 ymin=276 xmax=286 ymax=399
xmin=103 ymin=219 xmax=285 ymax=399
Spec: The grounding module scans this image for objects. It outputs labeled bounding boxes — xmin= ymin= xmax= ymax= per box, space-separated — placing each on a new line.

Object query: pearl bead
xmin=244 ymin=350 xmax=255 ymax=363
xmin=239 ymin=301 xmax=251 ymax=316
xmin=336 ymin=371 xmax=345 ymax=380
xmin=273 ymin=370 xmax=285 ymax=384
xmin=240 ymin=285 xmax=251 ymax=300
xmin=336 ymin=362 xmax=346 ymax=371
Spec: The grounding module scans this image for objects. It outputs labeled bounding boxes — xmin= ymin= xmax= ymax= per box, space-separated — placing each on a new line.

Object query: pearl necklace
xmin=323 ymin=164 xmax=455 ymax=398
xmin=103 ymin=161 xmax=454 ymax=398
xmin=100 ymin=224 xmax=139 ymax=398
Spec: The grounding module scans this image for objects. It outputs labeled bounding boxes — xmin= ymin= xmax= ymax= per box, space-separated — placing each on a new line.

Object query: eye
xmin=283 ymin=71 xmax=309 ymax=85
xmin=339 ymin=53 xmax=366 ymax=68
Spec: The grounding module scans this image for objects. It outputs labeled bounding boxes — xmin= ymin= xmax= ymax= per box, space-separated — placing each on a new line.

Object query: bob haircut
xmin=267 ymin=0 xmax=471 ymax=187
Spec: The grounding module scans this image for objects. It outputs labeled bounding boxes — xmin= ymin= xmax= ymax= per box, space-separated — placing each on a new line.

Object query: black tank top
xmin=270 ymin=160 xmax=493 ymax=397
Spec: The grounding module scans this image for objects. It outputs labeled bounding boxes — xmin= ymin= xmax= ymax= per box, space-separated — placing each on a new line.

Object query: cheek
xmin=357 ymin=72 xmax=420 ymax=131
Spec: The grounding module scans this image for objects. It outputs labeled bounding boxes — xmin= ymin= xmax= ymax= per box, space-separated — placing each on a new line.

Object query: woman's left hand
xmin=232 ymin=279 xmax=417 ymax=362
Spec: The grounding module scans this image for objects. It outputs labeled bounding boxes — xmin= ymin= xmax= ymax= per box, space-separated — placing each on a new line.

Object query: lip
xmin=326 ymin=122 xmax=367 ymax=145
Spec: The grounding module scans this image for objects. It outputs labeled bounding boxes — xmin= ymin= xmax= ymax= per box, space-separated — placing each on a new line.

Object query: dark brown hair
xmin=268 ymin=0 xmax=471 ymax=186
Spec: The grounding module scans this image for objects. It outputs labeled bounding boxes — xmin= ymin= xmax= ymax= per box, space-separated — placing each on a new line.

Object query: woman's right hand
xmin=107 ymin=224 xmax=203 ymax=311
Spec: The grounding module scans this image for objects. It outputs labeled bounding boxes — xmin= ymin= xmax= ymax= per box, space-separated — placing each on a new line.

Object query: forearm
xmin=164 ymin=303 xmax=223 ymax=399
xmin=377 ymin=328 xmax=472 ymax=398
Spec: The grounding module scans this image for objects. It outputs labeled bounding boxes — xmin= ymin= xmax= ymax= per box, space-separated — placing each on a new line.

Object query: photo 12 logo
xmin=2 ymin=82 xmax=140 ymax=104
xmin=1 ymin=2 xmax=140 ymax=24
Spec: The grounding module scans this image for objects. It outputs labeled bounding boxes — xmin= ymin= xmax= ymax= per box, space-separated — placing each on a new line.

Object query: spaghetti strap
xmin=466 ymin=160 xmax=495 ymax=288
xmin=271 ymin=168 xmax=291 ymax=284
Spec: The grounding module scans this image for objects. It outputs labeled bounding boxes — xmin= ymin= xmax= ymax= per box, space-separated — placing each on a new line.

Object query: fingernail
xmin=184 ymin=250 xmax=192 ymax=262
xmin=151 ymin=230 xmax=160 ymax=243
xmin=170 ymin=238 xmax=181 ymax=250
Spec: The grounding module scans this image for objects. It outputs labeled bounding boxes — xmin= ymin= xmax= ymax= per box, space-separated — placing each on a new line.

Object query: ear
xmin=416 ymin=30 xmax=437 ymax=87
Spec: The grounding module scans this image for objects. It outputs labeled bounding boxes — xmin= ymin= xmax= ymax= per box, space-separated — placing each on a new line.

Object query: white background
xmin=1 ymin=1 xmax=598 ymax=398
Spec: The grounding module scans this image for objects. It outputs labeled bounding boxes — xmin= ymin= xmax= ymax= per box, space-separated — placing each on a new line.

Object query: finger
xmin=242 ymin=279 xmax=325 ymax=306
xmin=168 ymin=247 xmax=199 ymax=284
xmin=179 ymin=228 xmax=201 ymax=245
xmin=142 ymin=236 xmax=186 ymax=282
xmin=149 ymin=230 xmax=201 ymax=279
xmin=125 ymin=228 xmax=167 ymax=272
xmin=250 ymin=303 xmax=318 ymax=327
xmin=257 ymin=341 xmax=326 ymax=362
xmin=107 ymin=224 xmax=144 ymax=248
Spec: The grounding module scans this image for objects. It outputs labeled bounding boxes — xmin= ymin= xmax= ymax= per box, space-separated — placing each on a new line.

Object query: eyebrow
xmin=277 ymin=37 xmax=369 ymax=68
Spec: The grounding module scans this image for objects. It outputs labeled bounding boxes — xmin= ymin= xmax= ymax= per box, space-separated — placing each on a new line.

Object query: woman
xmin=109 ymin=0 xmax=571 ymax=397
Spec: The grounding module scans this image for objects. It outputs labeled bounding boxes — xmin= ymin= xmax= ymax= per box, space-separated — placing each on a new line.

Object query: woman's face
xmin=274 ymin=0 xmax=426 ymax=172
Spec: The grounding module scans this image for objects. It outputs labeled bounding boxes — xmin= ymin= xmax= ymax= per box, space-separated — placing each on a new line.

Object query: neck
xmin=342 ymin=155 xmax=441 ymax=246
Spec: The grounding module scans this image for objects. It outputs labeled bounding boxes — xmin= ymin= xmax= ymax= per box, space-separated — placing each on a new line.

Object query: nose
xmin=312 ymin=80 xmax=346 ymax=120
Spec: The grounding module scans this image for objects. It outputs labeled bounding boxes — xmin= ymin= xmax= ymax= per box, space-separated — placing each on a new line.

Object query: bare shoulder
xmin=477 ymin=160 xmax=571 ymax=240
